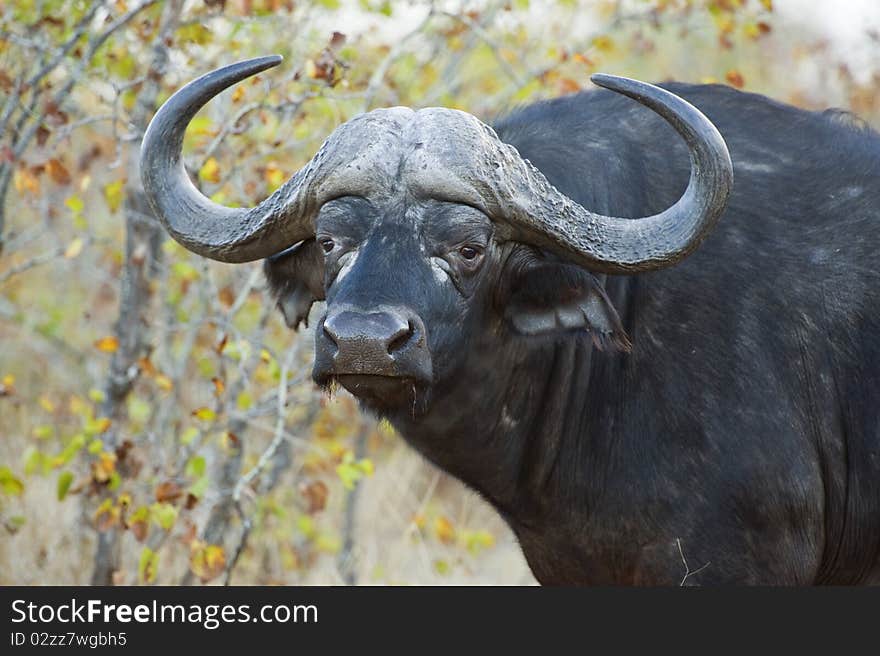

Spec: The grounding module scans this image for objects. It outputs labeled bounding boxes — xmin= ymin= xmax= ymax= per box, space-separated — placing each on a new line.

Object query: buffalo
xmin=141 ymin=55 xmax=880 ymax=585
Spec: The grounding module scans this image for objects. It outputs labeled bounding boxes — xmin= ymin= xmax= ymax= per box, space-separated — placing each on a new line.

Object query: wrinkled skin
xmin=266 ymin=83 xmax=880 ymax=585
xmin=266 ymin=197 xmax=627 ymax=412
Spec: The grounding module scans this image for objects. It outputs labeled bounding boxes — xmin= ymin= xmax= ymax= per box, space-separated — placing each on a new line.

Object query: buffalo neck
xmin=387 ymin=321 xmax=623 ymax=527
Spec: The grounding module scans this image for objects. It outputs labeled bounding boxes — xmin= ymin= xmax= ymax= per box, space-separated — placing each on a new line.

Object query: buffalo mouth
xmin=325 ymin=374 xmax=430 ymax=413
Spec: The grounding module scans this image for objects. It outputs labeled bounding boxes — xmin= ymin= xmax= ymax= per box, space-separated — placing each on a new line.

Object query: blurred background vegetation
xmin=1 ymin=0 xmax=878 ymax=585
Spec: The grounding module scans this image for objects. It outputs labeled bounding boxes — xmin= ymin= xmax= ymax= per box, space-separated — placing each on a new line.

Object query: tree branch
xmin=90 ymin=0 xmax=184 ymax=586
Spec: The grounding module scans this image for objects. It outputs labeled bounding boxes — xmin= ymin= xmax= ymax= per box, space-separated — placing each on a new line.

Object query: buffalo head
xmin=141 ymin=55 xmax=732 ymax=413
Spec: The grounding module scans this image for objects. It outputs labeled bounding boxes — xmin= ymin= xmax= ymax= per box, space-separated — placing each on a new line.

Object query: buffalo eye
xmin=458 ymin=245 xmax=482 ymax=261
xmin=319 ymin=237 xmax=335 ymax=254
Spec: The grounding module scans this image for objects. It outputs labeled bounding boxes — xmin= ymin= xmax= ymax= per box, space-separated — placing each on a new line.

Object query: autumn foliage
xmin=1 ymin=0 xmax=878 ymax=585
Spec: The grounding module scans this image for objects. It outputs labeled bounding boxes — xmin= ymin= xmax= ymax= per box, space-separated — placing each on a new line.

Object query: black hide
xmin=266 ymin=83 xmax=880 ymax=585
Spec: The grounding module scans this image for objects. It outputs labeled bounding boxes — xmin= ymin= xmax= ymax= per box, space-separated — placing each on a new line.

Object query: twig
xmin=223 ymin=342 xmax=298 ymax=585
xmin=25 ymin=3 xmax=105 ymax=89
xmin=11 ymin=0 xmax=161 ymax=164
xmin=434 ymin=9 xmax=526 ymax=89
xmin=199 ymin=94 xmax=312 ymax=166
xmin=0 ymin=0 xmax=161 ymax=249
xmin=90 ymin=0 xmax=184 ymax=587
xmin=677 ymin=537 xmax=710 ymax=586
xmin=361 ymin=4 xmax=436 ymax=112
xmin=236 ymin=346 xmax=296 ymax=496
xmin=338 ymin=424 xmax=369 ymax=585
xmin=0 ymin=237 xmax=95 ymax=284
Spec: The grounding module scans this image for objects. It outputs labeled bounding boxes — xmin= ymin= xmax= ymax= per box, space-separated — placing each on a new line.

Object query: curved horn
xmin=140 ymin=55 xmax=320 ymax=263
xmin=487 ymin=74 xmax=733 ymax=274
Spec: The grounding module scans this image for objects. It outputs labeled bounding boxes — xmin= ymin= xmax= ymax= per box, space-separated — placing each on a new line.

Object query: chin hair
xmin=319 ymin=376 xmax=433 ymax=420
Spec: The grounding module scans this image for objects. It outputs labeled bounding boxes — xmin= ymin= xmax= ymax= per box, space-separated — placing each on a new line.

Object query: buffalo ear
xmin=263 ymin=239 xmax=325 ymax=330
xmin=504 ymin=262 xmax=631 ymax=352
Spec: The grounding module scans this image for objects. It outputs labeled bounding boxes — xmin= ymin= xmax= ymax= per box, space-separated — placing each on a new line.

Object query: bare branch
xmin=224 ymin=342 xmax=300 ymax=585
xmin=0 ymin=237 xmax=95 ymax=284
xmin=90 ymin=0 xmax=185 ymax=586
xmin=25 ymin=2 xmax=106 ymax=89
xmin=361 ymin=5 xmax=436 ymax=112
xmin=434 ymin=9 xmax=526 ymax=89
xmin=0 ymin=0 xmax=161 ymax=250
xmin=677 ymin=538 xmax=711 ymax=586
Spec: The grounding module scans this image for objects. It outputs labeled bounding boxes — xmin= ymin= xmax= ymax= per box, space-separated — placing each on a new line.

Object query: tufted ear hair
xmin=263 ymin=239 xmax=325 ymax=330
xmin=500 ymin=251 xmax=631 ymax=352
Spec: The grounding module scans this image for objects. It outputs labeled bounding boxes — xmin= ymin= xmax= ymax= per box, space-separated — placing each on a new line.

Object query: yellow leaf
xmin=175 ymin=22 xmax=213 ymax=45
xmin=192 ymin=407 xmax=216 ymax=421
xmin=205 ymin=545 xmax=225 ymax=569
xmin=39 ymin=396 xmax=55 ymax=413
xmin=103 ymin=179 xmax=125 ymax=212
xmin=129 ymin=507 xmax=150 ymax=542
xmin=171 ymin=261 xmax=199 ymax=282
xmin=188 ymin=115 xmax=215 ymax=137
xmin=231 ymin=86 xmax=245 ymax=103
xmin=296 ymin=515 xmax=316 ymax=539
xmin=94 ymin=499 xmax=120 ymax=531
xmin=150 ymin=501 xmax=178 ymax=530
xmin=180 ymin=427 xmax=199 ymax=445
xmin=725 ymin=69 xmax=745 ymax=89
xmin=591 ymin=35 xmax=615 ymax=53
xmin=190 ymin=542 xmax=226 ymax=583
xmin=2 ymin=373 xmax=14 ymax=387
xmin=65 ymin=194 xmax=84 ymax=214
xmin=434 ymin=516 xmax=456 ymax=544
xmin=32 ymin=425 xmax=53 ymax=440
xmin=91 ymin=451 xmax=117 ymax=482
xmin=315 ymin=533 xmax=341 ymax=553
xmin=155 ymin=374 xmax=173 ymax=392
xmin=68 ymin=395 xmax=91 ymax=417
xmin=57 ymin=471 xmax=74 ymax=500
xmin=264 ymin=162 xmax=285 ymax=191
xmin=138 ymin=546 xmax=159 ymax=584
xmin=64 ymin=238 xmax=84 ymax=259
xmin=236 ymin=390 xmax=252 ymax=411
xmin=558 ymin=78 xmax=581 ymax=94
xmin=211 ymin=377 xmax=225 ymax=396
xmin=0 ymin=466 xmax=24 ymax=496
xmin=85 ymin=417 xmax=112 ymax=435
xmin=94 ymin=336 xmax=119 ymax=352
xmin=335 ymin=461 xmax=361 ymax=489
xmin=464 ymin=529 xmax=496 ymax=553
xmin=199 ymin=157 xmax=221 ymax=184
xmin=13 ymin=168 xmax=39 ymax=194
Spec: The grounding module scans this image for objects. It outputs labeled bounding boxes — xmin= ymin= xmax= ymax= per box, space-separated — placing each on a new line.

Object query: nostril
xmin=387 ymin=320 xmax=414 ymax=354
